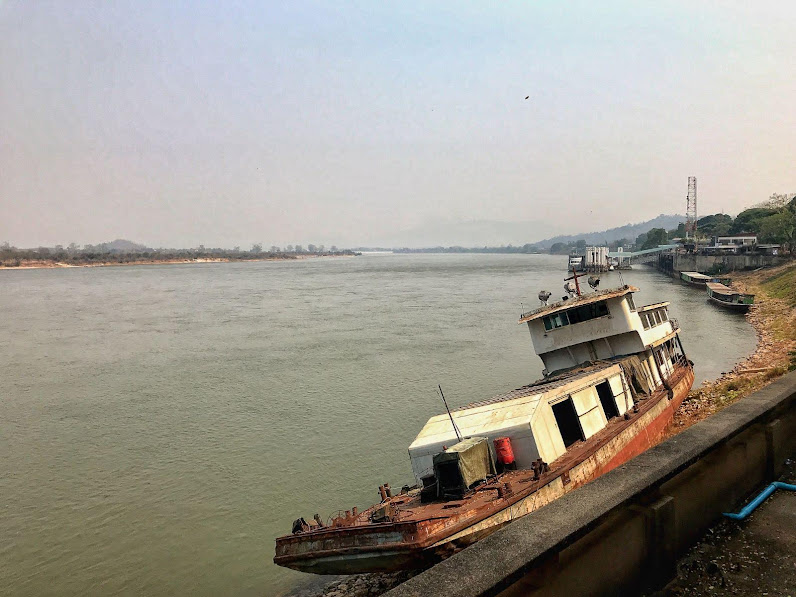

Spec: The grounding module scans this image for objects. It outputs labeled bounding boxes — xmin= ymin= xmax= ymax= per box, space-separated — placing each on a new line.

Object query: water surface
xmin=0 ymin=254 xmax=755 ymax=596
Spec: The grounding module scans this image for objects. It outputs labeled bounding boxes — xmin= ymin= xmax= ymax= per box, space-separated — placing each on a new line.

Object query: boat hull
xmin=274 ymin=363 xmax=695 ymax=575
xmin=707 ymin=294 xmax=752 ymax=312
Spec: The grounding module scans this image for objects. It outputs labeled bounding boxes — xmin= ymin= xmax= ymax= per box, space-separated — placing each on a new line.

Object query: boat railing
xmin=669 ymin=318 xmax=679 ymax=331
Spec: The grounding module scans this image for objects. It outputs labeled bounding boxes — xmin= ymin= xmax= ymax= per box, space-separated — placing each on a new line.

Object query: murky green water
xmin=0 ymin=254 xmax=755 ymax=596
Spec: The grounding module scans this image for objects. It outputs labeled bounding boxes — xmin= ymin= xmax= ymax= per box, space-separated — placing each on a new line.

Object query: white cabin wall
xmin=530 ymin=295 xmax=653 ymax=374
xmin=609 ymin=374 xmax=632 ymax=416
xmin=605 ymin=332 xmax=646 ymax=358
xmin=571 ymin=387 xmax=607 ymax=439
xmin=408 ymin=424 xmax=542 ymax=484
xmin=531 ymin=403 xmax=567 ymax=464
xmin=540 ymin=348 xmax=578 ymax=374
xmin=528 ymin=296 xmax=636 ymax=356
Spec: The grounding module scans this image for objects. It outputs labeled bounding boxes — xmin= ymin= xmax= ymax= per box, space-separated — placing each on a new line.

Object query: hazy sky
xmin=1 ymin=1 xmax=794 ymax=248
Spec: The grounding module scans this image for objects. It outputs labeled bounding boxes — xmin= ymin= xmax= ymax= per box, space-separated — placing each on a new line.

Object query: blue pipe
xmin=723 ymin=482 xmax=796 ymax=520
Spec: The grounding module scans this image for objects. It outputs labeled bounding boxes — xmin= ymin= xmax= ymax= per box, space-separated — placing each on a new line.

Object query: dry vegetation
xmin=669 ymin=261 xmax=796 ymax=433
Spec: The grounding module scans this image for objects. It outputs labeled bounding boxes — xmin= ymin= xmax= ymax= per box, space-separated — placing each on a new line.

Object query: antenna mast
xmin=685 ymin=176 xmax=698 ymax=247
xmin=438 ymin=385 xmax=462 ymax=443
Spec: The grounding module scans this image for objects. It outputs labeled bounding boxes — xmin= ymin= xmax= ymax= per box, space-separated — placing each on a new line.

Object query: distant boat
xmin=706 ymin=282 xmax=754 ymax=312
xmin=680 ymin=271 xmax=732 ymax=287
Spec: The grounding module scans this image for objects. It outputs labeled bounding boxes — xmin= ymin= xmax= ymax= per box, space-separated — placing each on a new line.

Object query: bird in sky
xmin=525 ymin=96 xmax=530 ymax=99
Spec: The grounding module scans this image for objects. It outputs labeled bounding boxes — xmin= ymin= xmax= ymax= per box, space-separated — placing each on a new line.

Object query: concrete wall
xmin=671 ymin=253 xmax=784 ymax=273
xmin=386 ymin=371 xmax=796 ymax=597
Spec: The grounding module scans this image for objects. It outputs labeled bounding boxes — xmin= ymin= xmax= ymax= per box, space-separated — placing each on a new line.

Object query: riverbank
xmin=669 ymin=261 xmax=796 ymax=434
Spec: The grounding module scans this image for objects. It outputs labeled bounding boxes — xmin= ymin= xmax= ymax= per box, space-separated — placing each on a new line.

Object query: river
xmin=0 ymin=254 xmax=756 ymax=596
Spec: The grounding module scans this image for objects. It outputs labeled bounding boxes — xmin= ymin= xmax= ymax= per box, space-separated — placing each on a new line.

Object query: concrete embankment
xmin=385 ymin=369 xmax=796 ymax=597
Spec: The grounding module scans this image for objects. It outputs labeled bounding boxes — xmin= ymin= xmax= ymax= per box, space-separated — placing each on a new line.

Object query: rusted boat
xmin=706 ymin=282 xmax=754 ymax=312
xmin=274 ymin=275 xmax=694 ymax=575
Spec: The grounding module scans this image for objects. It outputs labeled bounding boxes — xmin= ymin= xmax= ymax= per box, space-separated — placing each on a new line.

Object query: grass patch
xmin=761 ymin=265 xmax=796 ymax=308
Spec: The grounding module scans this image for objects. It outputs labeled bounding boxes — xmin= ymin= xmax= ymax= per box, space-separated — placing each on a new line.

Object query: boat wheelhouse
xmin=274 ymin=278 xmax=694 ymax=575
xmin=706 ymin=282 xmax=754 ymax=312
xmin=680 ymin=271 xmax=732 ymax=287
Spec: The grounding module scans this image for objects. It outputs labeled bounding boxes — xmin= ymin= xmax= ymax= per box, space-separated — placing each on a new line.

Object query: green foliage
xmin=641 ymin=228 xmax=667 ymax=249
xmin=696 ymin=214 xmax=732 ymax=236
xmin=758 ymin=211 xmax=795 ymax=246
xmin=549 ymin=242 xmax=569 ymax=254
xmin=762 ymin=266 xmax=796 ymax=308
xmin=728 ymin=207 xmax=778 ymax=234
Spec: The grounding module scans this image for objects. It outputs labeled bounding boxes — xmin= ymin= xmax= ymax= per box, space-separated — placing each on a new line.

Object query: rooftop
xmin=519 ymin=285 xmax=638 ymax=324
xmin=409 ymin=363 xmax=620 ymax=450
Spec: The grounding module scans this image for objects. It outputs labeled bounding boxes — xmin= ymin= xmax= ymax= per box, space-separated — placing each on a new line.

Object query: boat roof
xmin=519 ymin=285 xmax=639 ymax=324
xmin=705 ymin=282 xmax=750 ymax=296
xmin=409 ymin=363 xmax=620 ymax=450
xmin=681 ymin=271 xmax=712 ymax=280
xmin=636 ymin=301 xmax=670 ymax=313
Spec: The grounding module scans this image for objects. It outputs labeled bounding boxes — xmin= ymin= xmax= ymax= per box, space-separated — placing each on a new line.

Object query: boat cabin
xmin=518 ymin=286 xmax=681 ymax=378
xmin=680 ymin=271 xmax=732 ymax=286
xmin=706 ymin=282 xmax=755 ymax=311
xmin=408 ymin=363 xmax=638 ymax=485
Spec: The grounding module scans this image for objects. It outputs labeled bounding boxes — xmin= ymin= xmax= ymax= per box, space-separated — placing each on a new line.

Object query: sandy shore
xmin=0 ymin=254 xmax=355 ymax=270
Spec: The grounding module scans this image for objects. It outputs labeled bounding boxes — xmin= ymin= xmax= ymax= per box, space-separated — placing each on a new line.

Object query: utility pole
xmin=685 ymin=176 xmax=698 ymax=250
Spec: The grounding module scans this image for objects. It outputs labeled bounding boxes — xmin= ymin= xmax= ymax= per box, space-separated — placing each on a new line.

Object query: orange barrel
xmin=493 ymin=437 xmax=515 ymax=465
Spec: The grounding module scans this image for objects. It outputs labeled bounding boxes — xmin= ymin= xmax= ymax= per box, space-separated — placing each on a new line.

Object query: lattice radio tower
xmin=685 ymin=176 xmax=698 ymax=242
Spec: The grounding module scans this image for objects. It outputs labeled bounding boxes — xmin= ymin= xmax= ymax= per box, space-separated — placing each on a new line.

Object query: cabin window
xmin=567 ymin=300 xmax=609 ymax=324
xmin=552 ymin=398 xmax=584 ymax=447
xmin=642 ymin=313 xmax=651 ymax=330
xmin=626 ymin=294 xmax=636 ymax=311
xmin=543 ymin=300 xmax=610 ymax=331
xmin=543 ymin=311 xmax=569 ymax=331
xmin=596 ymin=381 xmax=619 ymax=419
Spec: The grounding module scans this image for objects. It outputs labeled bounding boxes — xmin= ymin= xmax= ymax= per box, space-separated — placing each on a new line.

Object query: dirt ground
xmin=651 ymin=457 xmax=796 ymax=597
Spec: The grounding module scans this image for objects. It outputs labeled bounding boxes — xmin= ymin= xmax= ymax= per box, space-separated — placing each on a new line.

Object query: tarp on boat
xmin=618 ymin=354 xmax=656 ymax=397
xmin=433 ymin=437 xmax=495 ymax=497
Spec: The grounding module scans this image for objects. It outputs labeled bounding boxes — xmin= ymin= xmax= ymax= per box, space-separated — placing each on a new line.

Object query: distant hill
xmin=90 ymin=239 xmax=151 ymax=253
xmin=358 ymin=218 xmax=557 ymax=249
xmin=532 ymin=214 xmax=686 ymax=249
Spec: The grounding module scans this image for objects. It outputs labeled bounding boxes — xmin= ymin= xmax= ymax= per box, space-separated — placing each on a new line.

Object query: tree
xmin=251 ymin=243 xmax=262 ymax=254
xmin=549 ymin=242 xmax=569 ymax=254
xmin=696 ymin=214 xmax=732 ymax=237
xmin=575 ymin=239 xmax=587 ymax=250
xmin=641 ymin=228 xmax=667 ymax=250
xmin=729 ymin=207 xmax=778 ymax=235
xmin=635 ymin=233 xmax=648 ymax=249
xmin=294 ymin=245 xmax=304 ymax=253
xmin=307 ymin=244 xmax=317 ymax=253
xmin=758 ymin=212 xmax=793 ymax=246
xmin=330 ymin=246 xmax=338 ymax=253
xmin=270 ymin=246 xmax=280 ymax=253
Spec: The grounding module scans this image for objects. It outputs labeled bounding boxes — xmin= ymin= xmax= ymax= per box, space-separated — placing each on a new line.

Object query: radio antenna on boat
xmin=438 ymin=385 xmax=462 ymax=442
xmin=564 ymin=267 xmax=582 ymax=297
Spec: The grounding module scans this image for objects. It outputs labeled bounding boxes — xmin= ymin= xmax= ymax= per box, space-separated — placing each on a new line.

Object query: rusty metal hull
xmin=274 ymin=362 xmax=694 ymax=575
